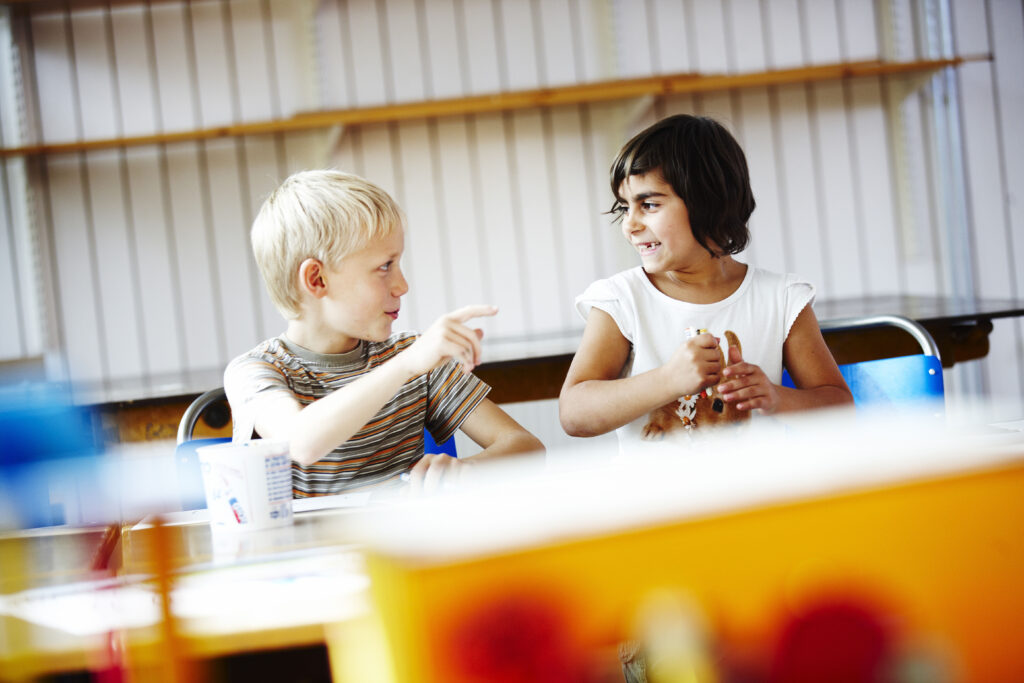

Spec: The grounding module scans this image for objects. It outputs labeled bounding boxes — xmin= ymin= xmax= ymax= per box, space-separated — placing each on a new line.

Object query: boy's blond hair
xmin=251 ymin=170 xmax=404 ymax=320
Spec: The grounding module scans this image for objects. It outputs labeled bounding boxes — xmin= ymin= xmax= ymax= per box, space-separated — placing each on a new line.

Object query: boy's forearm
xmin=474 ymin=429 xmax=544 ymax=460
xmin=287 ymin=357 xmax=418 ymax=466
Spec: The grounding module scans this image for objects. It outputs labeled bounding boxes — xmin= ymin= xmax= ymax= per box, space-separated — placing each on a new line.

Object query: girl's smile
xmin=616 ymin=169 xmax=744 ymax=302
xmin=616 ymin=170 xmax=707 ymax=274
xmin=635 ymin=240 xmax=661 ymax=257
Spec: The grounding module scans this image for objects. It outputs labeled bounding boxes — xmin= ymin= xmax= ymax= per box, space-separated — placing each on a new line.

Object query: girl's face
xmin=320 ymin=226 xmax=409 ymax=350
xmin=616 ymin=170 xmax=710 ymax=274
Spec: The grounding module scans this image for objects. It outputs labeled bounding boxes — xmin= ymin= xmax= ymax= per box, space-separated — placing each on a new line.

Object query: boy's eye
xmin=379 ymin=261 xmax=392 ymax=272
xmin=641 ymin=201 xmax=657 ymax=211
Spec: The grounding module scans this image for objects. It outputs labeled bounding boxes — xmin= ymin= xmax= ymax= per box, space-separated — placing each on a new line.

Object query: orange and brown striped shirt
xmin=224 ymin=333 xmax=489 ymax=496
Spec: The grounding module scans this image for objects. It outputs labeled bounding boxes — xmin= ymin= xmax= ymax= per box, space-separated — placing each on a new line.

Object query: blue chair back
xmin=424 ymin=429 xmax=458 ymax=456
xmin=782 ymin=354 xmax=944 ymax=409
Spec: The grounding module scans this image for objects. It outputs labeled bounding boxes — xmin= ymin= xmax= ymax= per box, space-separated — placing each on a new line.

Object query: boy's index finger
xmin=447 ymin=304 xmax=499 ymax=322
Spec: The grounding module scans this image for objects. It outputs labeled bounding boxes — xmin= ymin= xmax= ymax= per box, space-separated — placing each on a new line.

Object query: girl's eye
xmin=641 ymin=201 xmax=657 ymax=211
xmin=379 ymin=261 xmax=392 ymax=272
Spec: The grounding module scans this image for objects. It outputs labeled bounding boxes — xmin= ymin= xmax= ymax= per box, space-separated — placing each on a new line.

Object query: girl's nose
xmin=622 ymin=208 xmax=641 ymax=235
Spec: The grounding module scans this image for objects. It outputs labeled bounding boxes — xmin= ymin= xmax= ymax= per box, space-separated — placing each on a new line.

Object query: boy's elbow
xmin=504 ymin=424 xmax=544 ymax=454
xmin=289 ymin=448 xmax=319 ymax=468
xmin=518 ymin=431 xmax=546 ymax=455
xmin=287 ymin=437 xmax=324 ymax=468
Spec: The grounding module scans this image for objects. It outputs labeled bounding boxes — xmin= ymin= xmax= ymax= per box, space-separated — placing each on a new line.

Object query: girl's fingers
xmin=721 ymin=384 xmax=760 ymax=402
xmin=722 ymin=362 xmax=756 ymax=378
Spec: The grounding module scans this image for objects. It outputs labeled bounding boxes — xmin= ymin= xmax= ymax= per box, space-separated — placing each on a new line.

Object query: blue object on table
xmin=0 ymin=384 xmax=104 ymax=528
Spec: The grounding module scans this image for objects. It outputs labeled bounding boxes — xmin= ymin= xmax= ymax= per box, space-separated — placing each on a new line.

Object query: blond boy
xmin=225 ymin=170 xmax=542 ymax=495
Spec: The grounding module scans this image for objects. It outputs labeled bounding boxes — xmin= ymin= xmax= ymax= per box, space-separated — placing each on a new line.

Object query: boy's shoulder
xmin=362 ymin=331 xmax=418 ymax=364
xmin=227 ymin=336 xmax=288 ymax=368
xmin=226 ymin=332 xmax=420 ymax=371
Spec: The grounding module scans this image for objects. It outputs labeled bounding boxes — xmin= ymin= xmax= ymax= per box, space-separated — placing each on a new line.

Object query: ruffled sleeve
xmin=574 ymin=275 xmax=635 ymax=343
xmin=783 ymin=274 xmax=816 ymax=341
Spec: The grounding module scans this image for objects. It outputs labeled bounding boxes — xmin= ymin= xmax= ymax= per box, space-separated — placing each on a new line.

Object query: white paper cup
xmin=197 ymin=440 xmax=294 ymax=532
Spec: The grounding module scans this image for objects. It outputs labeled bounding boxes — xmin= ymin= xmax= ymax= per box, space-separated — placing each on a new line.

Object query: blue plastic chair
xmin=782 ymin=353 xmax=944 ymax=408
xmin=781 ymin=314 xmax=945 ymax=410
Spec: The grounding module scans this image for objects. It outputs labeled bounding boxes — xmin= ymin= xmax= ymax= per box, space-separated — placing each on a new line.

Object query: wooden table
xmin=0 ymin=499 xmax=369 ymax=680
xmin=813 ymin=294 xmax=1024 ymax=367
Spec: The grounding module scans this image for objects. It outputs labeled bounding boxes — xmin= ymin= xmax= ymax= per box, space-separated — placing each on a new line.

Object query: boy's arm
xmin=253 ymin=358 xmax=419 ymax=467
xmin=402 ymin=398 xmax=543 ymax=494
xmin=559 ymin=308 xmax=722 ymax=437
xmin=457 ymin=399 xmax=544 ymax=458
xmin=252 ymin=305 xmax=497 ymax=467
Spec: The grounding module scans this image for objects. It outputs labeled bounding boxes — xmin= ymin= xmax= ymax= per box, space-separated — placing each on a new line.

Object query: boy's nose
xmin=392 ymin=268 xmax=409 ymax=296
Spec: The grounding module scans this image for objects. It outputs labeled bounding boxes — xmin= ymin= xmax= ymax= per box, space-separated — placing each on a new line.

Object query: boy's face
xmin=321 ymin=225 xmax=408 ymax=348
xmin=616 ymin=170 xmax=707 ymax=274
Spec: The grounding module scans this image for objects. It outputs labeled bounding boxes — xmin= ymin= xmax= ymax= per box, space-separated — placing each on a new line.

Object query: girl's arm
xmin=559 ymin=308 xmax=722 ymax=437
xmin=718 ymin=305 xmax=853 ymax=414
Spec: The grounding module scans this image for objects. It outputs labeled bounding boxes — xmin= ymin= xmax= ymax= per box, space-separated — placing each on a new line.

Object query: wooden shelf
xmin=1 ymin=57 xmax=974 ymax=158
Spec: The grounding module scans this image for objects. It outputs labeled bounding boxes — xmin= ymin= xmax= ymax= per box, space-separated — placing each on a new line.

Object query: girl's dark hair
xmin=610 ymin=114 xmax=753 ymax=256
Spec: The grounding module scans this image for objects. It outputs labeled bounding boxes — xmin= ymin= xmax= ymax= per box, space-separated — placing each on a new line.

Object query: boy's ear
xmin=298 ymin=258 xmax=328 ymax=298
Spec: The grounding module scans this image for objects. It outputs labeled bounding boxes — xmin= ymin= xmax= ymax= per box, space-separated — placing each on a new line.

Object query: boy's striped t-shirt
xmin=224 ymin=332 xmax=490 ymax=497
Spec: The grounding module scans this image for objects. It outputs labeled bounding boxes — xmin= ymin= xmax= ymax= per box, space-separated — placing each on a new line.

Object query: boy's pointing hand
xmin=401 ymin=304 xmax=498 ymax=377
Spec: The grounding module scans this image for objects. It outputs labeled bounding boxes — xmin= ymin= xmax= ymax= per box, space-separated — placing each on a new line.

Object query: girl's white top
xmin=575 ymin=264 xmax=814 ymax=450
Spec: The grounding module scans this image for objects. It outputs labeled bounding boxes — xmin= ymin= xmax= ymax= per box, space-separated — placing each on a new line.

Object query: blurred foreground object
xmin=0 ymin=384 xmax=104 ymax=529
xmin=329 ymin=407 xmax=1024 ymax=682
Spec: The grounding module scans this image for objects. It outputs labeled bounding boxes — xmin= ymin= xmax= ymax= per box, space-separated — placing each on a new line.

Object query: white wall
xmin=1 ymin=0 xmax=1021 ymax=419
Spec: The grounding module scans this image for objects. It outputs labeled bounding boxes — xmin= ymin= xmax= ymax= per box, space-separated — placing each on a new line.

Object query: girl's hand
xmin=718 ymin=345 xmax=780 ymax=414
xmin=664 ymin=332 xmax=722 ymax=396
xmin=398 ymin=305 xmax=498 ymax=377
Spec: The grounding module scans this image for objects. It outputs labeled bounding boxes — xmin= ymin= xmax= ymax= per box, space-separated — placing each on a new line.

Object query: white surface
xmin=0 ymin=552 xmax=368 ymax=639
xmin=347 ymin=404 xmax=1024 ymax=565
